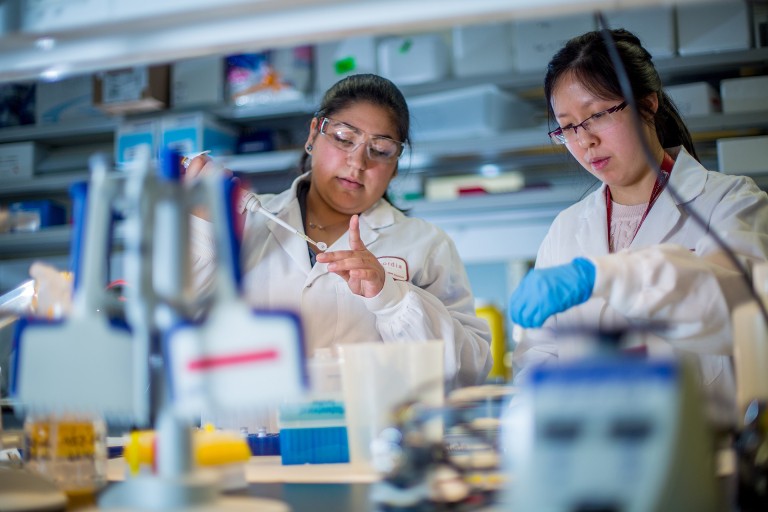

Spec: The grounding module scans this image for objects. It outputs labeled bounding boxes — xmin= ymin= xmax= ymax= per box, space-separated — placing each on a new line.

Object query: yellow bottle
xmin=476 ymin=301 xmax=509 ymax=382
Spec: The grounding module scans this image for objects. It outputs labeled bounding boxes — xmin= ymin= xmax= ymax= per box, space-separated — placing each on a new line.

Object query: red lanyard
xmin=605 ymin=152 xmax=675 ymax=252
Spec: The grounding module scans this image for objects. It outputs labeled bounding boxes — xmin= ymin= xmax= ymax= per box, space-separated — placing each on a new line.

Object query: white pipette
xmin=241 ymin=193 xmax=328 ymax=252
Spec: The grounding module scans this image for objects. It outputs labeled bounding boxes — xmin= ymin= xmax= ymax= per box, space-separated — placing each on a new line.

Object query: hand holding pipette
xmin=181 ymin=150 xmax=210 ymax=171
xmin=240 ymin=193 xmax=327 ymax=252
xmin=183 ymin=151 xmax=326 ymax=251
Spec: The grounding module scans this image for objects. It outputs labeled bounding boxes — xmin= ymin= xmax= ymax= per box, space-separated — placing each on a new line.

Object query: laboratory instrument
xmin=10 ymin=147 xmax=300 ymax=511
xmin=240 ymin=192 xmax=328 ymax=252
xmin=13 ymin=164 xmax=138 ymax=421
xmin=503 ymin=348 xmax=724 ymax=512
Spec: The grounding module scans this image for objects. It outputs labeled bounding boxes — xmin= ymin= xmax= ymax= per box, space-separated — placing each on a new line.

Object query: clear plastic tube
xmin=241 ymin=193 xmax=327 ymax=252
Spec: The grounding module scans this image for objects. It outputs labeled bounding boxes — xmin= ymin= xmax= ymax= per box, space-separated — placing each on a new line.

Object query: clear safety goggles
xmin=319 ymin=117 xmax=405 ymax=163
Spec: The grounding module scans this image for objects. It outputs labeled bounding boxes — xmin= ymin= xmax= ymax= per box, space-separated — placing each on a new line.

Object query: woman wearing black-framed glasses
xmin=509 ymin=29 xmax=768 ymax=428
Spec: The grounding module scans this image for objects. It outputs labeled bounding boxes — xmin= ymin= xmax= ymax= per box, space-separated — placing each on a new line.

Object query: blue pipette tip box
xmin=278 ymin=400 xmax=350 ymax=465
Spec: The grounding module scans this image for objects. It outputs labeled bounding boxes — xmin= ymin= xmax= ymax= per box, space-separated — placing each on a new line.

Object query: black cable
xmin=595 ymin=11 xmax=768 ymax=326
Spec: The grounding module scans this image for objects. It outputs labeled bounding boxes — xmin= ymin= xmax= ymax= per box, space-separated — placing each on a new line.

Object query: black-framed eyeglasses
xmin=318 ymin=116 xmax=405 ymax=163
xmin=548 ymin=101 xmax=628 ymax=145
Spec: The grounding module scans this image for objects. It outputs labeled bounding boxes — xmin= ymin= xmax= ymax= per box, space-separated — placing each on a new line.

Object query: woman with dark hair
xmin=509 ymin=29 xmax=768 ymax=424
xmin=188 ymin=73 xmax=491 ymax=388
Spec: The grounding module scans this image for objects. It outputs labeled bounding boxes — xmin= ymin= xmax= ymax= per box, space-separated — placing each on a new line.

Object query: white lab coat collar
xmin=577 ymin=146 xmax=707 ymax=253
xmin=259 ymin=172 xmax=396 ymax=273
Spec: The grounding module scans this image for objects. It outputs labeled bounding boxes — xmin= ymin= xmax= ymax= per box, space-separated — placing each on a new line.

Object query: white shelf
xmin=0 ymin=225 xmax=72 ymax=259
xmin=687 ymin=111 xmax=768 ymax=135
xmin=0 ymin=118 xmax=117 ymax=144
xmin=0 ymin=172 xmax=89 ymax=198
xmin=213 ymin=98 xmax=319 ymax=122
xmin=0 ymin=0 xmax=707 ymax=84
xmin=221 ymin=150 xmax=303 ymax=174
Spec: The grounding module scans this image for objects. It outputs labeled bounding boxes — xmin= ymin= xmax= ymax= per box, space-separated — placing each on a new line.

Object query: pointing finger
xmin=348 ymin=214 xmax=365 ymax=251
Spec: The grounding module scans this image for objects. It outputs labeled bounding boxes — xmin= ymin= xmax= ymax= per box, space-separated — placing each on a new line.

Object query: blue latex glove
xmin=509 ymin=257 xmax=596 ymax=328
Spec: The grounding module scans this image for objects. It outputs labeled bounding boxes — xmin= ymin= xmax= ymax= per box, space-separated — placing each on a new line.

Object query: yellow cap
xmin=194 ymin=430 xmax=251 ymax=466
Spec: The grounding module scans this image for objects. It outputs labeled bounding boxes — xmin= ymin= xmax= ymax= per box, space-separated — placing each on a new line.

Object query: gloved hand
xmin=509 ymin=257 xmax=596 ymax=328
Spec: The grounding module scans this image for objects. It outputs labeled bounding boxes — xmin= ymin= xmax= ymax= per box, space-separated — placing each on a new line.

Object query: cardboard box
xmin=604 ymin=5 xmax=676 ymax=58
xmin=512 ymin=14 xmax=596 ymax=72
xmin=171 ymin=56 xmax=225 ymax=108
xmin=677 ymin=1 xmax=751 ymax=55
xmin=452 ymin=22 xmax=515 ymax=77
xmin=115 ymin=117 xmax=161 ymax=166
xmin=378 ymin=33 xmax=451 ymax=86
xmin=665 ymin=82 xmax=720 ymax=117
xmin=36 ymin=75 xmax=107 ymax=124
xmin=717 ymin=136 xmax=768 ymax=175
xmin=94 ymin=66 xmax=170 ymax=115
xmin=720 ymin=75 xmax=768 ymax=113
xmin=0 ymin=142 xmax=42 ymax=181
xmin=160 ymin=112 xmax=237 ymax=157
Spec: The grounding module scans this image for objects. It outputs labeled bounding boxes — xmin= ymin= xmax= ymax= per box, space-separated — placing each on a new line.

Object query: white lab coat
xmin=191 ymin=173 xmax=492 ymax=389
xmin=513 ymin=146 xmax=768 ymax=426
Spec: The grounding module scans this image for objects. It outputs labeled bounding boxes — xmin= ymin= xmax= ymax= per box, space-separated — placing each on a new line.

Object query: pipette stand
xmin=95 ymin=150 xmax=293 ymax=511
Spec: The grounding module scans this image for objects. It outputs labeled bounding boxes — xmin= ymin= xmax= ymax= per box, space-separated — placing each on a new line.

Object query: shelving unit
xmin=1 ymin=20 xmax=767 ymax=265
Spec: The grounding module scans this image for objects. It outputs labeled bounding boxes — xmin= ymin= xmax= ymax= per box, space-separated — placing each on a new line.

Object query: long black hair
xmin=300 ymin=73 xmax=411 ymax=173
xmin=544 ymin=28 xmax=698 ymax=161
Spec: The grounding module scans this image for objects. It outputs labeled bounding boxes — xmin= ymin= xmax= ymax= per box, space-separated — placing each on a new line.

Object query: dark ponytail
xmin=544 ymin=29 xmax=698 ymax=161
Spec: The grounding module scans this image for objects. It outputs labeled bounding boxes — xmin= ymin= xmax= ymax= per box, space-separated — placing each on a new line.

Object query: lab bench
xmin=98 ymin=455 xmax=500 ymax=512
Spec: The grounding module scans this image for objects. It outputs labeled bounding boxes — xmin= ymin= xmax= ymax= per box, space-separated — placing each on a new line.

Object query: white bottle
xmin=307 ymin=348 xmax=342 ymax=399
xmin=732 ymin=262 xmax=768 ymax=420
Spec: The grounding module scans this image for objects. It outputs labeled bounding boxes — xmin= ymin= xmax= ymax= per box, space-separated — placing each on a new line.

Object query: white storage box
xmin=36 ymin=75 xmax=107 ymax=124
xmin=720 ymin=75 xmax=768 ymax=113
xmin=717 ymin=136 xmax=768 ymax=175
xmin=0 ymin=142 xmax=41 ymax=181
xmin=21 ymin=0 xmax=111 ymax=33
xmin=315 ymin=36 xmax=378 ymax=93
xmin=115 ymin=117 xmax=161 ymax=166
xmin=665 ymin=82 xmax=721 ymax=117
xmin=408 ymin=85 xmax=537 ymax=141
xmin=452 ymin=22 xmax=515 ymax=77
xmin=604 ymin=5 xmax=676 ymax=58
xmin=160 ymin=112 xmax=237 ymax=157
xmin=512 ymin=14 xmax=596 ymax=73
xmin=677 ymin=1 xmax=751 ymax=55
xmin=171 ymin=56 xmax=225 ymax=108
xmin=425 ymin=172 xmax=524 ymax=201
xmin=378 ymin=33 xmax=450 ymax=86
